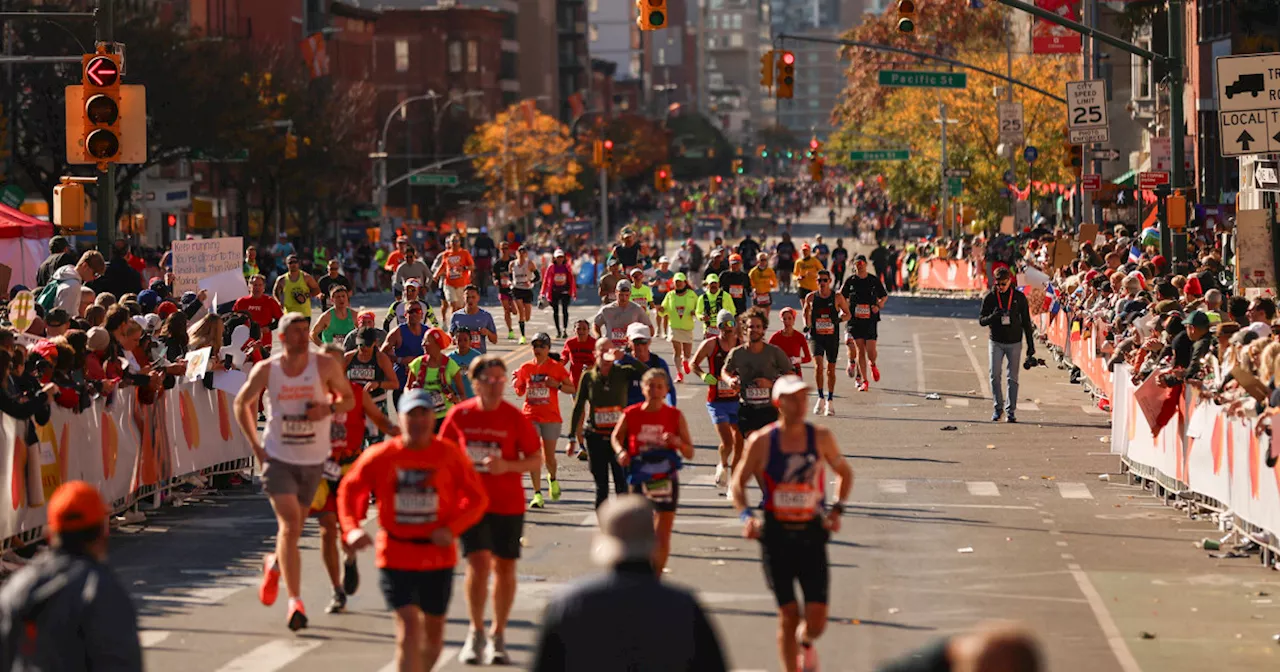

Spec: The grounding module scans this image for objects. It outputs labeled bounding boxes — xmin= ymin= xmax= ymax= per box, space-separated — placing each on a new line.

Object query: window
xmin=1131 ymin=32 xmax=1152 ymax=100
xmin=710 ymin=0 xmax=724 ymax=8
xmin=589 ymin=24 xmax=598 ymax=42
xmin=809 ymin=99 xmax=819 ymax=109
xmin=729 ymin=33 xmax=743 ymax=48
xmin=467 ymin=40 xmax=478 ymax=73
xmin=394 ymin=40 xmax=409 ymax=73
xmin=732 ymin=14 xmax=742 ymax=30
xmin=588 ymin=0 xmax=597 ymax=12
xmin=808 ymin=84 xmax=819 ymax=96
xmin=709 ymin=15 xmax=717 ymax=30
xmin=448 ymin=41 xmax=463 ymax=73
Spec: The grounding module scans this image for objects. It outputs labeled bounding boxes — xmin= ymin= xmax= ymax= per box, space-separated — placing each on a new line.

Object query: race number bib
xmin=745 ymin=385 xmax=771 ymax=405
xmin=528 ymin=386 xmax=551 ymax=403
xmin=322 ymin=459 xmax=342 ymax=481
xmin=755 ymin=294 xmax=771 ymax=305
xmin=593 ymin=406 xmax=622 ymax=428
xmin=643 ymin=477 xmax=674 ymax=503
xmin=554 ymin=273 xmax=567 ymax=286
xmin=1001 ymin=314 xmax=1011 ymax=325
xmin=815 ymin=318 xmax=834 ymax=335
xmin=610 ymin=328 xmax=626 ymax=344
xmin=717 ymin=378 xmax=738 ymax=399
xmin=729 ymin=286 xmax=744 ymax=298
xmin=772 ymin=483 xmax=819 ymax=522
xmin=394 ymin=468 xmax=439 ymax=525
xmin=854 ymin=304 xmax=872 ymax=319
xmin=281 ymin=413 xmax=315 ymax=445
xmin=471 ymin=332 xmax=483 ymax=348
xmin=466 ymin=440 xmax=503 ymax=473
xmin=429 ymin=390 xmax=447 ymax=412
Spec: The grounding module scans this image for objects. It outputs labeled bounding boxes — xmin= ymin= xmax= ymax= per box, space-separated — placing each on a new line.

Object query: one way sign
xmin=1255 ymin=160 xmax=1280 ymax=192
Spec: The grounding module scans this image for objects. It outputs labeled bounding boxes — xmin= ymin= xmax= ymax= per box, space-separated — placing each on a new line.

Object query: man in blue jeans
xmin=978 ymin=266 xmax=1036 ymax=423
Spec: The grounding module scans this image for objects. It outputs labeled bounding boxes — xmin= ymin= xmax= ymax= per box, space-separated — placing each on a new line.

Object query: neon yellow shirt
xmin=749 ymin=266 xmax=778 ymax=296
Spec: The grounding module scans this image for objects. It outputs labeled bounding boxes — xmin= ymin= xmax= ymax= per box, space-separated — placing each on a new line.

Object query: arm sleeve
xmin=383 ymin=304 xmax=398 ymax=332
xmin=569 ymin=372 xmax=591 ymax=431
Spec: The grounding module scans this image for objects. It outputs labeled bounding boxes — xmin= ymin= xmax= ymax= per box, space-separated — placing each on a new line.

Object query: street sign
xmin=1002 ymin=170 xmax=1016 ymax=184
xmin=1023 ymin=146 xmax=1039 ymax=163
xmin=0 ymin=184 xmax=24 ymax=209
xmin=848 ymin=149 xmax=910 ymax=161
xmin=1150 ymin=137 xmax=1195 ymax=174
xmin=1254 ymin=160 xmax=1280 ymax=192
xmin=1066 ymin=79 xmax=1108 ymax=131
xmin=997 ymin=101 xmax=1024 ymax=143
xmin=1216 ymin=52 xmax=1280 ymax=156
xmin=947 ymin=177 xmax=963 ymax=197
xmin=408 ymin=173 xmax=459 ymax=186
xmin=1081 ymin=174 xmax=1102 ymax=192
xmin=944 ymin=168 xmax=971 ymax=178
xmin=1138 ymin=171 xmax=1170 ymax=190
xmin=1068 ymin=127 xmax=1111 ymax=144
xmin=1094 ymin=148 xmax=1122 ymax=161
xmin=877 ymin=70 xmax=968 ymax=89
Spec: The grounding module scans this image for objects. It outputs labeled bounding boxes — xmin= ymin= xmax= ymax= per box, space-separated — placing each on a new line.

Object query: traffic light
xmin=775 ymin=51 xmax=795 ymax=100
xmin=285 ymin=131 xmax=298 ymax=160
xmin=636 ymin=0 xmax=666 ymax=31
xmin=654 ymin=165 xmax=673 ymax=192
xmin=807 ymin=138 xmax=822 ymax=160
xmin=602 ymin=139 xmax=615 ymax=169
xmin=760 ymin=50 xmax=774 ymax=88
xmin=1066 ymin=143 xmax=1082 ymax=176
xmin=165 ymin=212 xmax=177 ymax=228
xmin=732 ymin=160 xmax=744 ymax=175
xmin=710 ymin=175 xmax=723 ymax=193
xmin=592 ymin=139 xmax=604 ymax=166
xmin=809 ymin=159 xmax=824 ymax=181
xmin=53 ymin=180 xmax=85 ymax=231
xmin=897 ymin=0 xmax=916 ymax=33
xmin=81 ymin=50 xmax=122 ymax=165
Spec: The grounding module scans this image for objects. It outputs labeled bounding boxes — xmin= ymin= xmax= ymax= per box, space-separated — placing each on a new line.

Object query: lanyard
xmin=995 ymin=287 xmax=1013 ymax=312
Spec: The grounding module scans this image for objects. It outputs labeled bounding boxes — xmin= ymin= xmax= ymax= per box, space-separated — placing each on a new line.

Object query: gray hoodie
xmin=50 ymin=266 xmax=84 ymax=316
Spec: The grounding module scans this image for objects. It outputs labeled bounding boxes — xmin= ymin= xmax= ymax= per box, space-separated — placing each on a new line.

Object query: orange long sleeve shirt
xmin=337 ymin=435 xmax=488 ymax=572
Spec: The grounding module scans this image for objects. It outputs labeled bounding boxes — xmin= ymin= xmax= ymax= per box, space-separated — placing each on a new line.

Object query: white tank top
xmin=511 ymin=259 xmax=537 ymax=289
xmin=263 ymin=352 xmax=332 ymax=465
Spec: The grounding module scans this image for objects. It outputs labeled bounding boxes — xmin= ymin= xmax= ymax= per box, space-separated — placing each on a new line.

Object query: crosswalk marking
xmin=214 ymin=639 xmax=323 ymax=672
xmin=137 ymin=576 xmax=258 ymax=605
xmin=1057 ymin=482 xmax=1094 ymax=499
xmin=1019 ymin=402 xmax=1040 ymax=412
xmin=376 ymin=646 xmax=458 ymax=672
xmin=139 ymin=630 xmax=170 ymax=648
xmin=965 ymin=481 xmax=1000 ymax=497
xmin=878 ymin=479 xmax=907 ymax=494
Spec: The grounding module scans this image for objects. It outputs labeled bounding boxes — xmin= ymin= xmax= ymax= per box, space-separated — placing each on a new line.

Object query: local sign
xmin=877 ymin=70 xmax=967 ymax=89
xmin=1081 ymin=174 xmax=1102 ymax=192
xmin=1216 ymin=52 xmax=1280 ymax=156
xmin=1138 ymin=171 xmax=1170 ymax=190
xmin=1066 ymin=79 xmax=1109 ymax=144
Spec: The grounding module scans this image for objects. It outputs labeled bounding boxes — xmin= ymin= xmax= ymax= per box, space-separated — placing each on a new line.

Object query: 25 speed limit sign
xmin=997 ymin=102 xmax=1024 ymax=144
xmin=1065 ymin=79 xmax=1110 ymax=143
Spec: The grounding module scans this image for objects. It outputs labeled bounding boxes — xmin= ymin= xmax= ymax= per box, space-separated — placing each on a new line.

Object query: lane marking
xmin=213 ymin=639 xmax=323 ymax=672
xmin=1056 ymin=541 xmax=1069 ymax=547
xmin=1061 ymin=553 xmax=1075 ymax=560
xmin=578 ymin=512 xmax=598 ymax=527
xmin=137 ymin=576 xmax=258 ymax=605
xmin=140 ymin=630 xmax=171 ymax=648
xmin=944 ymin=397 xmax=970 ymax=407
xmin=911 ymin=333 xmax=926 ymax=393
xmin=1066 ymin=564 xmax=1143 ymax=672
xmin=878 ymin=479 xmax=907 ymax=494
xmin=965 ymin=481 xmax=1000 ymax=497
xmin=953 ymin=320 xmax=991 ymax=399
xmin=1019 ymin=402 xmax=1040 ymax=412
xmin=377 ymin=646 xmax=458 ymax=672
xmin=688 ymin=474 xmax=719 ymax=487
xmin=851 ymin=501 xmax=1035 ymax=511
xmin=1057 ymin=482 xmax=1094 ymax=500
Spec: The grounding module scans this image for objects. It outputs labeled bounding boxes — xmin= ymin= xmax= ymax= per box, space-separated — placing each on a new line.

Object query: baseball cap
xmin=531 ymin=331 xmax=552 ymax=346
xmin=148 ymin=279 xmax=170 ymax=299
xmin=626 ymin=323 xmax=652 ymax=342
xmin=673 ymin=272 xmax=688 ymax=283
xmin=279 ymin=312 xmax=310 ymax=332
xmin=398 ymin=388 xmax=436 ymax=415
xmin=156 ymin=301 xmax=178 ymax=318
xmin=86 ymin=326 xmax=110 ymax=352
xmin=659 ymin=256 xmax=670 ymax=264
xmin=424 ymin=327 xmax=452 ymax=350
xmin=716 ymin=309 xmax=736 ymax=326
xmin=1182 ymin=310 xmax=1211 ymax=329
xmin=554 ymin=249 xmax=566 ymax=258
xmin=137 ymin=289 xmax=160 ymax=313
xmin=47 ymin=480 xmax=107 ymax=534
xmin=802 ymin=243 xmax=812 ymax=251
xmin=705 ymin=273 xmax=720 ymax=285
xmin=854 ymin=254 xmax=868 ymax=264
xmin=779 ymin=307 xmax=797 ymax=318
xmin=616 ymin=280 xmax=633 ymax=292
xmin=404 ymin=278 xmax=422 ymax=289
xmin=629 ymin=267 xmax=645 ymax=277
xmin=591 ymin=495 xmax=657 ymax=566
xmin=357 ymin=310 xmax=376 ymax=325
xmin=771 ymin=374 xmax=811 ymax=402
xmin=729 ymin=254 xmax=743 ymax=263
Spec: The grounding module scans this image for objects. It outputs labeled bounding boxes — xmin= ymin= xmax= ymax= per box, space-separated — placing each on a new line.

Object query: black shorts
xmin=760 ymin=516 xmax=829 ymax=607
xmin=379 ymin=567 xmax=455 ymax=616
xmin=460 ymin=513 xmax=524 ymax=559
xmin=739 ymin=404 xmax=779 ymax=437
xmin=499 ymin=289 xmax=513 ymax=303
xmin=846 ymin=319 xmax=878 ymax=342
xmin=811 ymin=334 xmax=840 ymax=363
xmin=630 ymin=477 xmax=679 ymax=513
xmin=512 ymin=288 xmax=535 ymax=303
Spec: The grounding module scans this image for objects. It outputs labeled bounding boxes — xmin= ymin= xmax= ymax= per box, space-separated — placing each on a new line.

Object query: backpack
xmin=35 ymin=279 xmax=69 ymax=311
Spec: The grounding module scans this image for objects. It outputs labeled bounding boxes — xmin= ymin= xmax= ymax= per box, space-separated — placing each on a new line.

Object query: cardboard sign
xmin=9 ymin=290 xmax=35 ymax=332
xmin=999 ymin=215 xmax=1015 ymax=235
xmin=1077 ymin=223 xmax=1098 ymax=245
xmin=184 ymin=346 xmax=212 ymax=383
xmin=1052 ymin=236 xmax=1075 ymax=269
xmin=172 ymin=237 xmax=245 ymax=297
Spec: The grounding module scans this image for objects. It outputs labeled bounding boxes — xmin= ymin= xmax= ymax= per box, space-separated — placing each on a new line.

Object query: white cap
xmin=771 ymin=374 xmax=811 ymax=402
xmin=554 ymin=249 xmax=566 ymax=257
xmin=659 ymin=256 xmax=670 ymax=263
xmin=626 ymin=323 xmax=652 ymax=341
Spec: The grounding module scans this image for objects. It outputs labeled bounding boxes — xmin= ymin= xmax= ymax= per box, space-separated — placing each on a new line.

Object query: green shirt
xmin=570 ymin=362 xmax=644 ymax=434
xmin=631 ymin=284 xmax=654 ymax=306
xmin=406 ymin=356 xmax=462 ymax=418
xmin=321 ymin=308 xmax=356 ymax=343
xmin=696 ymin=290 xmax=731 ymax=324
xmin=661 ymin=289 xmax=699 ymax=331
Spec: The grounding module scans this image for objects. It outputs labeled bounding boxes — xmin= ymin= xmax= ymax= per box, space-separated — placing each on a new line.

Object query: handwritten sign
xmin=185 ymin=346 xmax=212 ymax=383
xmin=172 ymin=237 xmax=246 ymax=297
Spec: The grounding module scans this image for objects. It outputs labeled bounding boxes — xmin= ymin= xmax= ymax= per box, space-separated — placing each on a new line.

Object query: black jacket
xmin=90 ymin=258 xmax=143 ymax=298
xmin=36 ymin=251 xmax=79 ymax=288
xmin=532 ymin=562 xmax=727 ymax=672
xmin=978 ymin=287 xmax=1035 ymax=346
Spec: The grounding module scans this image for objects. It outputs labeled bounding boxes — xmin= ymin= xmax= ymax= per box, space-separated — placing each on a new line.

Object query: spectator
xmin=875 ymin=621 xmax=1041 ymax=672
xmin=90 ymin=240 xmax=144 ymax=299
xmin=44 ymin=250 xmax=105 ymax=316
xmin=978 ymin=267 xmax=1035 ymax=423
xmin=45 ymin=309 xmax=71 ymax=338
xmin=35 ymin=236 xmax=79 ymax=288
xmin=78 ymin=286 xmax=96 ymax=317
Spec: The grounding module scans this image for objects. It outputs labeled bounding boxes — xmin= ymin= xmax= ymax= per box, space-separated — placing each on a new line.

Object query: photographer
xmin=978 ymin=267 xmax=1035 ymax=423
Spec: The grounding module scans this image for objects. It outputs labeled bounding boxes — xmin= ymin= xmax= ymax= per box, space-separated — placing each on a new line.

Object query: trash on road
xmin=987 ymin=444 xmax=996 ymax=450
xmin=1098 ymin=474 xmax=1110 ymax=481
xmin=1019 ymin=476 xmax=1030 ymax=480
xmin=710 ymin=560 xmax=727 ymax=566
xmin=1041 ymin=476 xmax=1056 ymax=480
xmin=887 ymin=607 xmax=900 ymax=615
xmin=941 ymin=425 xmax=959 ymax=431
xmin=925 ymin=393 xmax=942 ymax=400
xmin=1140 ymin=631 xmax=1157 ymax=640
xmin=957 ymin=547 xmax=974 ymax=554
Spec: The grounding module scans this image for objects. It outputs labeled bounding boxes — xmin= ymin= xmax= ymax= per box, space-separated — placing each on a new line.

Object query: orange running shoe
xmin=259 ymin=553 xmax=280 ymax=606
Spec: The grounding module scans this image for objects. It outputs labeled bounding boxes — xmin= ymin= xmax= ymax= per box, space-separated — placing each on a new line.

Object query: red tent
xmin=0 ymin=203 xmax=54 ymax=289
xmin=0 ymin=203 xmax=53 ymax=238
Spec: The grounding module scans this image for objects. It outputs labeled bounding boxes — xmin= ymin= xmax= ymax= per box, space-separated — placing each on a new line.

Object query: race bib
xmin=528 ymin=386 xmax=551 ymax=403
xmin=745 ymin=385 xmax=771 ymax=404
xmin=815 ymin=318 xmax=834 ymax=335
xmin=448 ymin=266 xmax=462 ymax=279
xmin=322 ymin=459 xmax=342 ymax=481
xmin=773 ymin=483 xmax=819 ymax=521
xmin=717 ymin=378 xmax=738 ymax=399
xmin=348 ymin=364 xmax=376 ymax=383
xmin=1001 ymin=314 xmax=1011 ymax=325
xmin=755 ymin=294 xmax=771 ymax=305
xmin=429 ymin=390 xmax=447 ymax=412
xmin=855 ymin=304 xmax=872 ymax=319
xmin=471 ymin=332 xmax=483 ymax=348
xmin=610 ymin=328 xmax=626 ymax=344
xmin=466 ymin=440 xmax=502 ymax=473
xmin=499 ymin=277 xmax=511 ymax=288
xmin=593 ymin=406 xmax=622 ymax=428
xmin=729 ymin=286 xmax=744 ymax=298
xmin=282 ymin=414 xmax=315 ymax=444
xmin=394 ymin=468 xmax=439 ymax=525
xmin=554 ymin=273 xmax=567 ymax=286
xmin=643 ymin=477 xmax=674 ymax=503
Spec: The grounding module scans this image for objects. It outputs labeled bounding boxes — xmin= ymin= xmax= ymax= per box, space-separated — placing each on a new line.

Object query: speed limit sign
xmin=1066 ymin=79 xmax=1110 ymax=143
xmin=997 ymin=102 xmax=1024 ymax=145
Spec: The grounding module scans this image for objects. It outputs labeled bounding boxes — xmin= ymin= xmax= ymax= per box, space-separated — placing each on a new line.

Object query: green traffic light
xmin=897 ymin=18 xmax=914 ymax=33
xmin=786 ymin=151 xmax=793 ymax=159
xmin=762 ymin=151 xmax=769 ymax=158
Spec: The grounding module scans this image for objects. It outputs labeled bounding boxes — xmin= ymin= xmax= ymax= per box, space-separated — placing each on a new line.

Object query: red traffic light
xmin=809 ymin=139 xmax=819 ymax=149
xmin=658 ymin=170 xmax=668 ymax=178
xmin=781 ymin=52 xmax=795 ymax=65
xmin=603 ymin=140 xmax=614 ymax=149
xmin=165 ymin=213 xmax=177 ymax=227
xmin=84 ymin=55 xmax=119 ymax=87
xmin=714 ymin=176 xmax=723 ymax=183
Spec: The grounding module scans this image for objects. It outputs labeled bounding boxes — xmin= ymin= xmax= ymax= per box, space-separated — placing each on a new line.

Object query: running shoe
xmin=813 ymin=397 xmax=824 ymax=414
xmin=846 ymin=363 xmax=856 ymax=378
xmin=259 ymin=553 xmax=280 ymax=606
xmin=683 ymin=361 xmax=692 ymax=375
xmin=287 ymin=600 xmax=308 ymax=631
xmin=459 ymin=629 xmax=486 ymax=665
xmin=577 ymin=449 xmax=589 ymax=462
xmin=325 ymin=588 xmax=346 ymax=614
xmin=342 ymin=558 xmax=359 ymax=595
xmin=871 ymin=364 xmax=881 ymax=382
xmin=485 ymin=633 xmax=510 ymax=665
xmin=858 ymin=380 xmax=869 ymax=392
xmin=676 ymin=372 xmax=685 ymax=384
xmin=714 ymin=463 xmax=726 ymax=486
xmin=519 ymin=335 xmax=527 ymax=345
xmin=824 ymin=399 xmax=834 ymax=417
xmin=798 ymin=643 xmax=820 ymax=672
xmin=1006 ymin=414 xmax=1017 ymax=424
xmin=549 ymin=479 xmax=562 ymax=501
xmin=507 ymin=330 xmax=516 ymax=341
xmin=530 ymin=492 xmax=545 ymax=508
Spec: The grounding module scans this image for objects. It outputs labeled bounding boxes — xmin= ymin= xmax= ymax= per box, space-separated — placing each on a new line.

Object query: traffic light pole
xmin=94 ymin=0 xmax=114 ymax=251
xmin=599 ymin=166 xmax=609 ymax=243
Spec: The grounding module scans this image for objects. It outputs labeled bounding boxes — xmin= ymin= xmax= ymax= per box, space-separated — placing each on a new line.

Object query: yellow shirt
xmin=793 ymin=257 xmax=824 ymax=291
xmin=749 ymin=266 xmax=778 ymax=296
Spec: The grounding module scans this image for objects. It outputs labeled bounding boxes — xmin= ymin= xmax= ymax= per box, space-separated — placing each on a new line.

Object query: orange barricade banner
xmin=916 ymin=259 xmax=987 ymax=292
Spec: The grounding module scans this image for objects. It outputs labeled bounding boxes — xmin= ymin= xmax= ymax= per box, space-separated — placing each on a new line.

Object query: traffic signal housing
xmin=809 ymin=159 xmax=824 ymax=181
xmin=53 ymin=180 xmax=85 ymax=231
xmin=654 ymin=164 xmax=673 ymax=192
xmin=285 ymin=131 xmax=298 ymax=160
xmin=1066 ymin=143 xmax=1082 ymax=177
xmin=775 ymin=51 xmax=795 ymax=99
xmin=710 ymin=175 xmax=723 ymax=193
xmin=636 ymin=0 xmax=666 ymax=31
xmin=732 ymin=160 xmax=744 ymax=175
xmin=602 ymin=140 xmax=615 ymax=169
xmin=760 ymin=50 xmax=774 ymax=88
xmin=897 ymin=0 xmax=916 ymax=34
xmin=81 ymin=51 xmax=122 ymax=165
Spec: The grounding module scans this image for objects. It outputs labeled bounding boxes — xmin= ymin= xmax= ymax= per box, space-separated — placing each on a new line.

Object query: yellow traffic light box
xmin=776 ymin=51 xmax=795 ymax=99
xmin=65 ymin=47 xmax=146 ymax=166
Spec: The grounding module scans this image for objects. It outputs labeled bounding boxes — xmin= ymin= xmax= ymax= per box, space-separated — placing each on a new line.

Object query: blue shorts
xmin=706 ymin=400 xmax=740 ymax=425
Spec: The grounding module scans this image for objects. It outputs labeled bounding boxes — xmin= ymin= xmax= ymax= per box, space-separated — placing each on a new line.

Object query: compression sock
xmin=519 ymin=321 xmax=526 ymax=336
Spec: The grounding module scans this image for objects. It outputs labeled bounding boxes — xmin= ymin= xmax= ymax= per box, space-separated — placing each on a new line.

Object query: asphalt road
xmin=109 ymin=210 xmax=1280 ymax=671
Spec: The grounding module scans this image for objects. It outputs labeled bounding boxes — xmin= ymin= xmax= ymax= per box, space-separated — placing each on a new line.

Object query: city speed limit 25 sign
xmin=1065 ymin=79 xmax=1109 ymax=144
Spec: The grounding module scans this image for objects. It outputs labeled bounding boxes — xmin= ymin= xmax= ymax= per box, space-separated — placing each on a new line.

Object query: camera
xmin=1023 ymin=354 xmax=1046 ymax=370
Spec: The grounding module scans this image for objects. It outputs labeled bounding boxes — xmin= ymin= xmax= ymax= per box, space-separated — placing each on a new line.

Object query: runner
xmin=273 ymin=254 xmax=321 ymax=317
xmin=383 ymin=279 xmax=440 ymax=332
xmin=380 ymin=299 xmax=428 ymax=402
xmin=695 ymin=274 xmax=733 ymax=341
xmin=612 ymin=229 xmax=642 ymax=272
xmin=627 ymin=267 xmax=655 ymax=315
xmin=447 ymin=325 xmax=482 ymax=400
xmin=509 ymin=246 xmax=540 ymax=345
xmin=437 ymin=355 xmax=543 ymax=665
xmin=405 ymin=328 xmax=464 ymax=422
xmin=802 ymin=269 xmax=850 ymax=416
xmin=541 ymin=249 xmax=577 ymax=339
xmin=774 ymin=233 xmax=797 ymax=291
xmin=793 ymin=245 xmax=823 ymax=300
xmin=724 ymin=307 xmax=793 ymax=440
xmin=830 ymin=239 xmax=849 ymax=289
xmin=611 ymin=369 xmax=694 ymax=574
xmin=317 ymin=260 xmax=351 ymax=313
xmin=691 ymin=309 xmax=742 ymax=486
xmin=344 ymin=326 xmax=398 ymax=439
xmin=592 ymin=280 xmax=653 ymax=348
xmin=448 ymin=285 xmax=498 ymax=354
xmin=769 ymin=308 xmax=813 ymax=381
xmin=652 ymin=256 xmax=676 ymax=338
xmin=719 ymin=254 xmax=753 ymax=316
xmin=660 ymin=273 xmax=699 ymax=383
xmin=749 ymin=252 xmax=779 ymax=313
xmin=840 ymin=254 xmax=888 ymax=391
xmin=233 ymin=312 xmax=355 ymax=630
xmin=619 ymin=324 xmax=676 ymax=407
xmin=511 ymin=332 xmax=575 ymax=508
xmin=337 ymin=389 xmax=489 ymax=672
xmin=569 ymin=338 xmax=644 ymax=508
xmin=560 ymin=320 xmax=596 ymax=461
xmin=730 ymin=375 xmax=854 ymax=672
xmin=312 ymin=344 xmax=398 ymax=614
xmin=493 ymin=241 xmax=518 ymax=341
xmin=310 ymin=285 xmax=356 ymax=345
xmin=342 ymin=310 xmax=385 ymax=351
xmin=434 ymin=234 xmax=476 ymax=322
xmin=234 ymin=274 xmax=283 ymax=352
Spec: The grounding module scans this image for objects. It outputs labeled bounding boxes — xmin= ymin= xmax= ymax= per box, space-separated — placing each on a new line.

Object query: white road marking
xmin=578 ymin=512 xmax=598 ymax=527
xmin=139 ymin=630 xmax=171 ymax=648
xmin=1056 ymin=541 xmax=1069 ymax=547
xmin=1061 ymin=553 xmax=1075 ymax=560
xmin=1067 ymin=564 xmax=1143 ymax=672
xmin=1019 ymin=402 xmax=1040 ymax=412
xmin=852 ymin=501 xmax=1036 ymax=510
xmin=377 ymin=646 xmax=458 ymax=672
xmin=1057 ymin=482 xmax=1094 ymax=499
xmin=944 ymin=397 xmax=970 ymax=407
xmin=137 ymin=576 xmax=258 ymax=605
xmin=687 ymin=474 xmax=719 ymax=487
xmin=878 ymin=479 xmax=907 ymax=494
xmin=953 ymin=320 xmax=991 ymax=398
xmin=965 ymin=481 xmax=1000 ymax=497
xmin=911 ymin=333 xmax=926 ymax=393
xmin=213 ymin=639 xmax=323 ymax=672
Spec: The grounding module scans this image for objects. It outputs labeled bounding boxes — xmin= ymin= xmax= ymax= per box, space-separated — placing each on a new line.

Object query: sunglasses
xmin=818 ymin=278 xmax=830 ymax=284
xmin=631 ymin=338 xmax=650 ymax=346
xmin=476 ymin=375 xmax=505 ymax=385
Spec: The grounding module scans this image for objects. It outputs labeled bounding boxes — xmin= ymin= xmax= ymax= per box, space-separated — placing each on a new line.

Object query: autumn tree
xmin=464 ymin=104 xmax=582 ymax=208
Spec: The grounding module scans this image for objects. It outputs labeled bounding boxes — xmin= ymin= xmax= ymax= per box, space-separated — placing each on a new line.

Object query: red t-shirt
xmin=769 ymin=329 xmax=812 ymax=377
xmin=621 ymin=403 xmax=682 ymax=457
xmin=233 ymin=295 xmax=284 ymax=346
xmin=441 ymin=250 xmax=475 ymax=287
xmin=560 ymin=336 xmax=596 ymax=380
xmin=331 ymin=385 xmax=366 ymax=462
xmin=513 ymin=359 xmax=571 ymax=423
xmin=437 ymin=398 xmax=541 ymax=515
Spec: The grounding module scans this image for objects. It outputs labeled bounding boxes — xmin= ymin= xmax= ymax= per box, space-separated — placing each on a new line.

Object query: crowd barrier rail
xmin=915 ymin=258 xmax=987 ymax=292
xmin=0 ymin=379 xmax=253 ymax=549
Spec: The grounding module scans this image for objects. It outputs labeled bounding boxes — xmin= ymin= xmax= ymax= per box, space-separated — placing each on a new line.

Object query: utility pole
xmin=95 ymin=0 xmax=114 ymax=250
xmin=600 ymin=166 xmax=609 ymax=242
xmin=1088 ymin=0 xmax=1103 ymax=229
xmin=938 ymin=102 xmax=949 ymax=237
xmin=1006 ymin=13 xmax=1016 ymax=218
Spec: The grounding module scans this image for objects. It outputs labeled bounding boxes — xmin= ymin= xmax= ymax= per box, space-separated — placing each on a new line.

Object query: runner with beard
xmin=839 ymin=255 xmax=888 ymax=392
xmin=691 ymin=310 xmax=742 ymax=488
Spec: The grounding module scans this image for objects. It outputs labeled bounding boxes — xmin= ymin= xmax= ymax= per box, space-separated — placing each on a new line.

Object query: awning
xmin=0 ymin=204 xmax=54 ymax=239
xmin=1112 ymin=169 xmax=1138 ymax=187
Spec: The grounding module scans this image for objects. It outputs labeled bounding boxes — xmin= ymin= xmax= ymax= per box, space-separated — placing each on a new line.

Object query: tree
xmin=576 ymin=113 xmax=669 ymax=181
xmin=464 ymin=104 xmax=582 ymax=208
xmin=665 ymin=113 xmax=732 ymax=179
xmin=756 ymin=123 xmax=799 ymax=154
